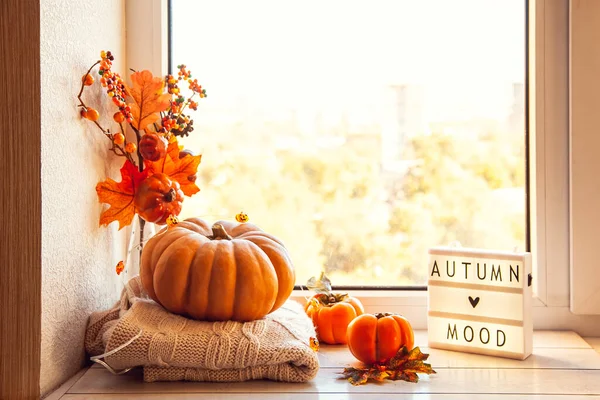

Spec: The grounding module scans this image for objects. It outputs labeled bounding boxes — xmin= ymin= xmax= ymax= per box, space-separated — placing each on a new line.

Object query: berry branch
xmin=77 ymin=60 xmax=100 ymax=99
xmin=77 ymin=59 xmax=136 ymax=166
xmin=162 ymin=65 xmax=206 ymax=138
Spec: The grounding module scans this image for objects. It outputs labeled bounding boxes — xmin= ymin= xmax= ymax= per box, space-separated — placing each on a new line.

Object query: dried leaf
xmin=402 ymin=360 xmax=436 ymax=375
xmin=369 ymin=368 xmax=390 ymax=382
xmin=126 ymin=70 xmax=171 ymax=131
xmin=388 ymin=371 xmax=419 ymax=383
xmin=306 ymin=271 xmax=333 ymax=294
xmin=339 ymin=346 xmax=435 ymax=386
xmin=96 ymin=161 xmax=147 ymax=230
xmin=407 ymin=346 xmax=430 ymax=361
xmin=144 ymin=137 xmax=202 ymax=196
xmin=388 ymin=346 xmax=410 ymax=369
xmin=342 ymin=368 xmax=370 ymax=386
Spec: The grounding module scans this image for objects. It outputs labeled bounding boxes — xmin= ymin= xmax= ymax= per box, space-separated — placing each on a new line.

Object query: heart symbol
xmin=468 ymin=296 xmax=480 ymax=308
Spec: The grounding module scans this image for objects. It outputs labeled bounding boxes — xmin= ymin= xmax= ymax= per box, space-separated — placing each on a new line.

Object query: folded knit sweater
xmin=85 ymin=276 xmax=320 ymax=383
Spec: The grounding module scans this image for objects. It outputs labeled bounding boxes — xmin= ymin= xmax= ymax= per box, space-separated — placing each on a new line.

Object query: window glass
xmin=171 ymin=0 xmax=526 ymax=286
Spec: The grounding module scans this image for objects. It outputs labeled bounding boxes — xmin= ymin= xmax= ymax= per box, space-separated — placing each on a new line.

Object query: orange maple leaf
xmin=96 ymin=161 xmax=148 ymax=230
xmin=126 ymin=70 xmax=171 ymax=131
xmin=145 ymin=137 xmax=201 ymax=196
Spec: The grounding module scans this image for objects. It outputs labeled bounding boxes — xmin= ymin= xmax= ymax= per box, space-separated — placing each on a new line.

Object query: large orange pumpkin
xmin=347 ymin=312 xmax=414 ymax=364
xmin=305 ymin=292 xmax=364 ymax=344
xmin=140 ymin=218 xmax=295 ymax=321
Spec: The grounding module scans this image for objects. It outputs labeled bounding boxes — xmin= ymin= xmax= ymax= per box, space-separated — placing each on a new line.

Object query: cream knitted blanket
xmin=85 ymin=276 xmax=319 ymax=383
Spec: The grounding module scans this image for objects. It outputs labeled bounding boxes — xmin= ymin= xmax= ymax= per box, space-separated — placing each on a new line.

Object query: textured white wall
xmin=40 ymin=0 xmax=127 ymax=395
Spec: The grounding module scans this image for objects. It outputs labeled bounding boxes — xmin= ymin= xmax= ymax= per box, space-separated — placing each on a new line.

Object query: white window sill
xmin=46 ymin=331 xmax=600 ymax=399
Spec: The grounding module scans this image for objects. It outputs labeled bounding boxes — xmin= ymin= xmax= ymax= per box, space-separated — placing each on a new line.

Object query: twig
xmin=131 ymin=126 xmax=144 ymax=173
xmin=176 ymin=92 xmax=196 ymax=121
xmin=131 ymin=124 xmax=147 ymax=260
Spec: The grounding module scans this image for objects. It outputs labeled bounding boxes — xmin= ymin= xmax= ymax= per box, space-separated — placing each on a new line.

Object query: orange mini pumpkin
xmin=346 ymin=312 xmax=414 ymax=365
xmin=134 ymin=173 xmax=184 ymax=224
xmin=140 ymin=218 xmax=295 ymax=322
xmin=304 ymin=272 xmax=364 ymax=344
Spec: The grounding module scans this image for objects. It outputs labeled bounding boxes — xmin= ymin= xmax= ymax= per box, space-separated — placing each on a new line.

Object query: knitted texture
xmin=85 ymin=276 xmax=319 ymax=383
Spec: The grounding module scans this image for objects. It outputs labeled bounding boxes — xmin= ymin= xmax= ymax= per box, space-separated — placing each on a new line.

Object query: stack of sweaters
xmin=85 ymin=276 xmax=320 ymax=383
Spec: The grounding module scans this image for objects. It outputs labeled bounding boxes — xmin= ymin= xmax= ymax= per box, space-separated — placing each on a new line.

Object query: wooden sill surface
xmin=46 ymin=331 xmax=600 ymax=399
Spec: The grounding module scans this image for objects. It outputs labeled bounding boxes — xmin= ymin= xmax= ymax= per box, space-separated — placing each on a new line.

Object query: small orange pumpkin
xmin=346 ymin=312 xmax=414 ymax=365
xmin=304 ymin=272 xmax=364 ymax=344
xmin=140 ymin=218 xmax=295 ymax=321
xmin=134 ymin=173 xmax=184 ymax=224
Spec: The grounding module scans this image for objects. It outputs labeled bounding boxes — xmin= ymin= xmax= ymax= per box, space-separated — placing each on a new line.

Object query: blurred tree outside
xmin=178 ymin=115 xmax=525 ymax=287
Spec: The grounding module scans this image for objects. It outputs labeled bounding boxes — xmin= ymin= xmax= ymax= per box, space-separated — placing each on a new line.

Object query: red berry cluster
xmin=98 ymin=50 xmax=133 ymax=124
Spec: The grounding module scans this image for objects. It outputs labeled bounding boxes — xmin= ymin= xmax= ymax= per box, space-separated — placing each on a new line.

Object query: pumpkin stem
xmin=375 ymin=312 xmax=394 ymax=319
xmin=164 ymin=188 xmax=176 ymax=202
xmin=210 ymin=223 xmax=232 ymax=240
xmin=314 ymin=292 xmax=348 ymax=307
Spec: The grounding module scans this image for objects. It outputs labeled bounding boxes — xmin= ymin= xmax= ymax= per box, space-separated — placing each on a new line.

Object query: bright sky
xmin=172 ymin=0 xmax=525 ymax=122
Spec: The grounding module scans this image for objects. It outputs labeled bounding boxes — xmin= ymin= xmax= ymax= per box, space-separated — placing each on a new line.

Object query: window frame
xmin=568 ymin=0 xmax=600 ymax=315
xmin=129 ymin=0 xmax=600 ymax=333
xmin=529 ymin=0 xmax=570 ymax=309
